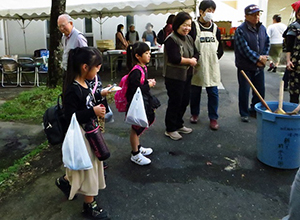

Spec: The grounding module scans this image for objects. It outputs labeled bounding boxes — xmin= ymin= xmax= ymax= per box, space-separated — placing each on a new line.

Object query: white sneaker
xmin=131 ymin=152 xmax=151 ymax=165
xmin=139 ymin=146 xmax=153 ymax=156
xmin=165 ymin=131 xmax=182 ymax=140
xmin=177 ymin=126 xmax=192 ymax=134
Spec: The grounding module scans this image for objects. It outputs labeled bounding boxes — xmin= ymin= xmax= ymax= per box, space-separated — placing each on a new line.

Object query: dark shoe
xmin=248 ymin=108 xmax=256 ymax=118
xmin=82 ymin=200 xmax=110 ymax=219
xmin=190 ymin=115 xmax=198 ymax=124
xmin=210 ymin=119 xmax=219 ymax=130
xmin=267 ymin=63 xmax=274 ymax=71
xmin=103 ymin=161 xmax=108 ymax=169
xmin=241 ymin=116 xmax=250 ymax=122
xmin=272 ymin=67 xmax=277 ymax=73
xmin=55 ymin=175 xmax=72 ymax=199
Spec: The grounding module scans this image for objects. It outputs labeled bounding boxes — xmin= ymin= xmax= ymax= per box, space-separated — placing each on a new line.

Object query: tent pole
xmin=100 ymin=16 xmax=103 ymax=39
xmin=94 ymin=14 xmax=108 ymax=40
xmin=3 ymin=20 xmax=10 ymax=55
xmin=22 ymin=20 xmax=27 ymax=54
xmin=16 ymin=19 xmax=32 ymax=55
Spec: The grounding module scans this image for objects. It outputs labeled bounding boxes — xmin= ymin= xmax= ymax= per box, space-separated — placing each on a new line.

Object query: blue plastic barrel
xmin=255 ymin=101 xmax=300 ymax=169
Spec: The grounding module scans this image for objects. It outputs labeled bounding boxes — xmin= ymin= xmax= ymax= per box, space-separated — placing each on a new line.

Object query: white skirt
xmin=66 ymin=127 xmax=106 ymax=200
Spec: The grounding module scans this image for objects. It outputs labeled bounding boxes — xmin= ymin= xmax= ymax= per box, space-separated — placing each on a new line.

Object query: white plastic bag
xmin=125 ymin=87 xmax=149 ymax=128
xmin=62 ymin=113 xmax=93 ymax=170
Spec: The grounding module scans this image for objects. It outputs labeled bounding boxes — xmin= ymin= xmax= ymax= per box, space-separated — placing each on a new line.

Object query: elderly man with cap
xmin=57 ymin=14 xmax=88 ymax=72
xmin=234 ymin=4 xmax=270 ymax=123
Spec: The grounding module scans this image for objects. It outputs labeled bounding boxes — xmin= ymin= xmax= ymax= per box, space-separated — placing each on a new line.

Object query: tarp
xmin=0 ymin=0 xmax=197 ymax=20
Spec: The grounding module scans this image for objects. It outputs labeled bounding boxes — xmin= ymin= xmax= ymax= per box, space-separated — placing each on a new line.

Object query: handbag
xmin=62 ymin=113 xmax=93 ymax=170
xmin=85 ymin=120 xmax=110 ymax=161
xmin=125 ymin=87 xmax=149 ymax=127
xmin=149 ymin=95 xmax=161 ymax=109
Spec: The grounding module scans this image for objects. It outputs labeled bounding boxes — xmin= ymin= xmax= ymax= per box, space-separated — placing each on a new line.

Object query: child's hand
xmin=101 ymin=89 xmax=111 ymax=96
xmin=93 ymin=104 xmax=106 ymax=118
xmin=148 ymin=79 xmax=156 ymax=88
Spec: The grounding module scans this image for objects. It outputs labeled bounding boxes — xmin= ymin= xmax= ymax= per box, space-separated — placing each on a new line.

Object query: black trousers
xmin=283 ymin=68 xmax=290 ymax=90
xmin=164 ymin=75 xmax=192 ymax=132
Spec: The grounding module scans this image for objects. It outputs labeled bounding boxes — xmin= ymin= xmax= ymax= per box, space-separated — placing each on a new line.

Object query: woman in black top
xmin=115 ymin=24 xmax=128 ymax=72
xmin=164 ymin=12 xmax=199 ymax=141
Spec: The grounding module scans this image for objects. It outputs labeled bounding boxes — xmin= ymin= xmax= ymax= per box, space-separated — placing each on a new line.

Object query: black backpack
xmin=157 ymin=29 xmax=165 ymax=45
xmin=43 ymin=94 xmax=67 ymax=145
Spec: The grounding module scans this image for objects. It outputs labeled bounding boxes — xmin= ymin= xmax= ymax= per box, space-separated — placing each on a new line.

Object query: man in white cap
xmin=234 ymin=4 xmax=270 ymax=122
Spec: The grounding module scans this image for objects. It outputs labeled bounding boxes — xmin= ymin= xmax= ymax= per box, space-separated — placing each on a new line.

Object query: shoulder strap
xmin=195 ymin=21 xmax=217 ymax=37
xmin=194 ymin=20 xmax=201 ymax=37
xmin=131 ymin=64 xmax=146 ymax=84
xmin=212 ymin=23 xmax=218 ymax=36
xmin=92 ymin=75 xmax=98 ymax=94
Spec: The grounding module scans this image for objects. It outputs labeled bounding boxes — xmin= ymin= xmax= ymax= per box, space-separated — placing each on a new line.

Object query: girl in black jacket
xmin=126 ymin=42 xmax=157 ymax=165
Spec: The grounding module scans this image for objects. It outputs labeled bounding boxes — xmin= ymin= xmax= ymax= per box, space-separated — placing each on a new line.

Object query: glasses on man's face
xmin=57 ymin=22 xmax=70 ymax=29
xmin=248 ymin=12 xmax=261 ymax=17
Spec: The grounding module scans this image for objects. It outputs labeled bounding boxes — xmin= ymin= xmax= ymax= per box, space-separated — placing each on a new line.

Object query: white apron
xmin=192 ymin=21 xmax=221 ymax=87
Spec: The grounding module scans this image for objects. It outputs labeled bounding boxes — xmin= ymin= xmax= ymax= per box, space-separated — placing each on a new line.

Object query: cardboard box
xmin=96 ymin=40 xmax=115 ymax=52
xmin=215 ymin=21 xmax=232 ymax=36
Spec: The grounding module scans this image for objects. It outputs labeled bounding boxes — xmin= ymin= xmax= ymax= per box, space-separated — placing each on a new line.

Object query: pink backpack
xmin=114 ymin=65 xmax=146 ymax=112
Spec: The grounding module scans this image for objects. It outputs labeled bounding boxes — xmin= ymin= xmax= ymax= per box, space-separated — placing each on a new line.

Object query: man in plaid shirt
xmin=234 ymin=4 xmax=270 ymax=122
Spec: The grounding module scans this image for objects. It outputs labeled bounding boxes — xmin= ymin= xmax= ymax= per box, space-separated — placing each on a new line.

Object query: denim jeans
xmin=237 ymin=68 xmax=265 ymax=117
xmin=190 ymin=85 xmax=219 ymax=120
xmin=165 ymin=75 xmax=192 ymax=132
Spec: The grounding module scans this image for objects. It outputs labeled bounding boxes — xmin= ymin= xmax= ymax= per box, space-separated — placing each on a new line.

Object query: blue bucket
xmin=255 ymin=101 xmax=300 ymax=169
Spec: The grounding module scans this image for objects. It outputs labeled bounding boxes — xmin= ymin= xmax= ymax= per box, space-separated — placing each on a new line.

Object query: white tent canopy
xmin=0 ymin=0 xmax=197 ymax=20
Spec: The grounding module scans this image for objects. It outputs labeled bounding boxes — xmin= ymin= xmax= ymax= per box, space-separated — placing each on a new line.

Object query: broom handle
xmin=240 ymin=70 xmax=272 ymax=112
xmin=278 ymin=80 xmax=284 ymax=109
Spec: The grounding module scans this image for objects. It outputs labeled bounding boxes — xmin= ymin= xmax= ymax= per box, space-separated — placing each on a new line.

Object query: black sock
xmin=131 ymin=150 xmax=139 ymax=156
xmin=138 ymin=145 xmax=142 ymax=150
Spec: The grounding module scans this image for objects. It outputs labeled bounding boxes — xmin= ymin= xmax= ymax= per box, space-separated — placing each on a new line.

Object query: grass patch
xmin=0 ymin=86 xmax=115 ymax=124
xmin=0 ymin=141 xmax=48 ymax=188
xmin=0 ymin=86 xmax=62 ymax=123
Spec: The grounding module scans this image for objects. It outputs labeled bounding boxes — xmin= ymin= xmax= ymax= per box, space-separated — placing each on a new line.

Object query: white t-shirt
xmin=267 ymin=22 xmax=287 ymax=44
